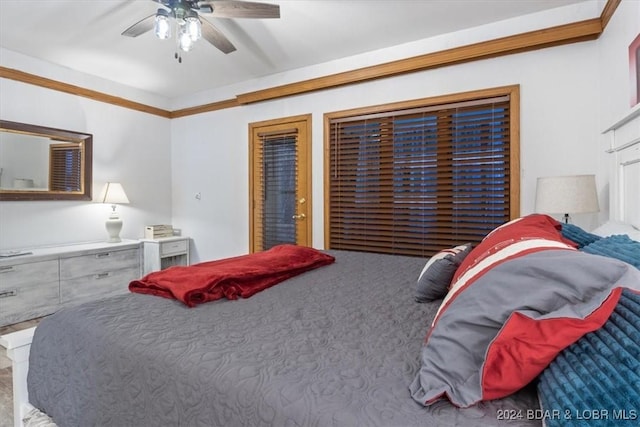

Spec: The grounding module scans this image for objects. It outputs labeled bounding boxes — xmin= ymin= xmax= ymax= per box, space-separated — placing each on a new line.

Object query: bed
xmin=6 ymin=247 xmax=547 ymax=427
xmin=2 ymin=110 xmax=639 ymax=427
xmin=8 ymin=220 xmax=639 ymax=427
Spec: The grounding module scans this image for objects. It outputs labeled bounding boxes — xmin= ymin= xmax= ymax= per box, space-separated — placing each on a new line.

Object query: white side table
xmin=141 ymin=236 xmax=190 ymax=275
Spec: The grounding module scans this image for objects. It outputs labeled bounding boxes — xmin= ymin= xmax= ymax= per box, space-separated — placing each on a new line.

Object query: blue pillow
xmin=580 ymin=235 xmax=640 ymax=269
xmin=537 ymin=289 xmax=640 ymax=427
xmin=561 ymin=223 xmax=601 ymax=248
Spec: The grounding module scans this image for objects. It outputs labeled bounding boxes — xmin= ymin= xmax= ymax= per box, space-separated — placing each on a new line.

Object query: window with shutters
xmin=256 ymin=131 xmax=298 ymax=250
xmin=324 ymin=86 xmax=520 ymax=257
xmin=49 ymin=143 xmax=83 ymax=192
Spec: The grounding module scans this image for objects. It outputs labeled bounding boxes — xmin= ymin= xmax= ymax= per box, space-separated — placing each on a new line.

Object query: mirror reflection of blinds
xmin=328 ymin=96 xmax=511 ymax=257
xmin=256 ymin=130 xmax=298 ymax=251
xmin=49 ymin=143 xmax=82 ymax=192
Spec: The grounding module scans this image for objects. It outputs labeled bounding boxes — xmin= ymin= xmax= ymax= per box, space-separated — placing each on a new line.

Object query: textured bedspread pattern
xmin=410 ymin=215 xmax=640 ymax=408
xmin=129 ymin=244 xmax=335 ymax=306
xmin=537 ymin=289 xmax=640 ymax=426
xmin=27 ymin=250 xmax=541 ymax=427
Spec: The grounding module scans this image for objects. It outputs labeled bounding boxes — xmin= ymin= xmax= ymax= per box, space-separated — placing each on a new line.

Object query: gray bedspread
xmin=28 ymin=250 xmax=540 ymax=427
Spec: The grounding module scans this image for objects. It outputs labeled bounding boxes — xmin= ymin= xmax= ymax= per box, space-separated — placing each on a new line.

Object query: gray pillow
xmin=415 ymin=244 xmax=472 ymax=302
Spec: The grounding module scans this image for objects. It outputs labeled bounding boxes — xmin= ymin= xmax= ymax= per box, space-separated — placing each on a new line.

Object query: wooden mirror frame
xmin=0 ymin=120 xmax=92 ymax=201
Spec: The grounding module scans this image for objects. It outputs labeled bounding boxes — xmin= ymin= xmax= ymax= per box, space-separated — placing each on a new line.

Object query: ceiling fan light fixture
xmin=178 ymin=24 xmax=195 ymax=52
xmin=154 ymin=9 xmax=171 ymax=40
xmin=184 ymin=11 xmax=202 ymax=42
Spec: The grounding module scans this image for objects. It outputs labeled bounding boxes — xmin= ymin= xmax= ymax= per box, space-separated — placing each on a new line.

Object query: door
xmin=249 ymin=115 xmax=312 ymax=252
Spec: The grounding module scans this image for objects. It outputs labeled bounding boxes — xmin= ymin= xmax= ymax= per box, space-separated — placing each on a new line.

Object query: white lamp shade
xmin=98 ymin=182 xmax=130 ymax=204
xmin=535 ymin=174 xmax=599 ymax=214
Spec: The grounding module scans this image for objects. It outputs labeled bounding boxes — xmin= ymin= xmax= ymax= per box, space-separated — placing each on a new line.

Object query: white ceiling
xmin=0 ymin=0 xmax=595 ymax=100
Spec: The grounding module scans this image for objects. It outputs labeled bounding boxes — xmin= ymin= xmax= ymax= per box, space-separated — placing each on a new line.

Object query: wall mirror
xmin=0 ymin=120 xmax=92 ymax=201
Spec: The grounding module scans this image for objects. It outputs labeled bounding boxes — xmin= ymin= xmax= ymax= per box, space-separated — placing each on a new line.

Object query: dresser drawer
xmin=60 ymin=265 xmax=140 ymax=304
xmin=60 ymin=248 xmax=140 ymax=280
xmin=0 ymin=274 xmax=59 ymax=325
xmin=160 ymin=239 xmax=188 ymax=256
xmin=0 ymin=259 xmax=58 ymax=288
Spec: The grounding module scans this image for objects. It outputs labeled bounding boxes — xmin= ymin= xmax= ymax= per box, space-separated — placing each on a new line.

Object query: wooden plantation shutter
xmin=327 ymin=95 xmax=515 ymax=257
xmin=49 ymin=143 xmax=83 ymax=192
xmin=253 ymin=129 xmax=299 ymax=250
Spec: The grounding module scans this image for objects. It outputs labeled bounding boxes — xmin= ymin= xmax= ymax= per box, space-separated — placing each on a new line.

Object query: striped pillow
xmin=415 ymin=244 xmax=471 ymax=303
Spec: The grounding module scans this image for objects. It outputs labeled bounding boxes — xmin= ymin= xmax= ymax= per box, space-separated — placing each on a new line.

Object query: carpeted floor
xmin=0 ymin=318 xmax=43 ymax=427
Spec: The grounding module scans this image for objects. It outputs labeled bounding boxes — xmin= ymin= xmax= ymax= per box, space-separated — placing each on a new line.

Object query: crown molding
xmin=171 ymin=98 xmax=240 ymax=118
xmin=236 ymin=18 xmax=602 ymax=105
xmin=0 ymin=67 xmax=171 ymax=118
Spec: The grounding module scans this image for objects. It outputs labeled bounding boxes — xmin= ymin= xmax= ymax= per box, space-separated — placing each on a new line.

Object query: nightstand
xmin=141 ymin=236 xmax=190 ymax=275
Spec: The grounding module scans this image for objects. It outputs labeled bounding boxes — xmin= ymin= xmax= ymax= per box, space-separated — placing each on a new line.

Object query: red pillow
xmin=452 ymin=214 xmax=577 ymax=284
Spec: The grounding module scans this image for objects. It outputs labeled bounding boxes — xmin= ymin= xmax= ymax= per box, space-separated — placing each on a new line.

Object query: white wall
xmin=0 ymin=53 xmax=173 ymax=250
xmin=172 ymin=6 xmax=626 ymax=263
xmin=170 ymin=108 xmax=248 ymax=262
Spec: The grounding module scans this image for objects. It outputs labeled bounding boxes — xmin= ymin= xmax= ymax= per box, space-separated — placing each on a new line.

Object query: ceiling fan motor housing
xmin=160 ymin=0 xmax=213 ymax=16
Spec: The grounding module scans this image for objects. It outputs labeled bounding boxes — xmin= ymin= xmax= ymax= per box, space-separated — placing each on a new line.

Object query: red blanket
xmin=129 ymin=244 xmax=335 ymax=307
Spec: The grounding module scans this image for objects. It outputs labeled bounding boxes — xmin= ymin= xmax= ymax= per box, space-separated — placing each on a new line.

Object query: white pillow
xmin=592 ymin=220 xmax=640 ymax=242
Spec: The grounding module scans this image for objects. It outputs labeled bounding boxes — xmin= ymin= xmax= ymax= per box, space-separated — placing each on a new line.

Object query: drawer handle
xmin=94 ymin=272 xmax=111 ymax=279
xmin=0 ymin=289 xmax=17 ymax=298
xmin=0 ymin=266 xmax=15 ymax=273
xmin=95 ymin=252 xmax=112 ymax=259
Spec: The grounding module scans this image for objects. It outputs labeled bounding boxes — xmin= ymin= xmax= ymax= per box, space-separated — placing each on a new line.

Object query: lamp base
xmin=105 ymin=214 xmax=123 ymax=243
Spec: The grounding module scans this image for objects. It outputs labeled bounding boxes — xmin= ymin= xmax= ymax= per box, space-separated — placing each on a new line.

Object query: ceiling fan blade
xmin=201 ymin=19 xmax=237 ymax=54
xmin=198 ymin=1 xmax=280 ymax=19
xmin=122 ymin=14 xmax=156 ymax=37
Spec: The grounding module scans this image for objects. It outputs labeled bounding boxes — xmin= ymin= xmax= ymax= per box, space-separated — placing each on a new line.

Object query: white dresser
xmin=0 ymin=240 xmax=141 ymax=326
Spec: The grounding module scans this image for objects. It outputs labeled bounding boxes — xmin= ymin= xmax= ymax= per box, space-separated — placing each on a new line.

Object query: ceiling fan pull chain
xmin=175 ymin=38 xmax=183 ymax=63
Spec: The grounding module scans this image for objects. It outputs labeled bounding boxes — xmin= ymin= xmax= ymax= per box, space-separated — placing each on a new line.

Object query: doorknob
xmin=292 ymin=213 xmax=306 ymax=220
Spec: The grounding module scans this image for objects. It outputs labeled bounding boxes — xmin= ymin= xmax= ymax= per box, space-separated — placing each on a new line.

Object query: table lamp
xmin=535 ymin=174 xmax=599 ymax=223
xmin=98 ymin=182 xmax=130 ymax=243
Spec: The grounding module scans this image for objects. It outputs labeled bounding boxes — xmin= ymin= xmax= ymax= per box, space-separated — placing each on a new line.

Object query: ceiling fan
xmin=122 ymin=0 xmax=280 ymax=61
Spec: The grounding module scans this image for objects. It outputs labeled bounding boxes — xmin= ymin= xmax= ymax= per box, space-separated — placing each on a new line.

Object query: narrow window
xmin=49 ymin=143 xmax=83 ymax=192
xmin=258 ymin=131 xmax=298 ymax=250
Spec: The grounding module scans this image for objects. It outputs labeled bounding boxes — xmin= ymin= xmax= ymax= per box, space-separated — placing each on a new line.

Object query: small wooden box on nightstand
xmin=141 ymin=236 xmax=190 ymax=275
